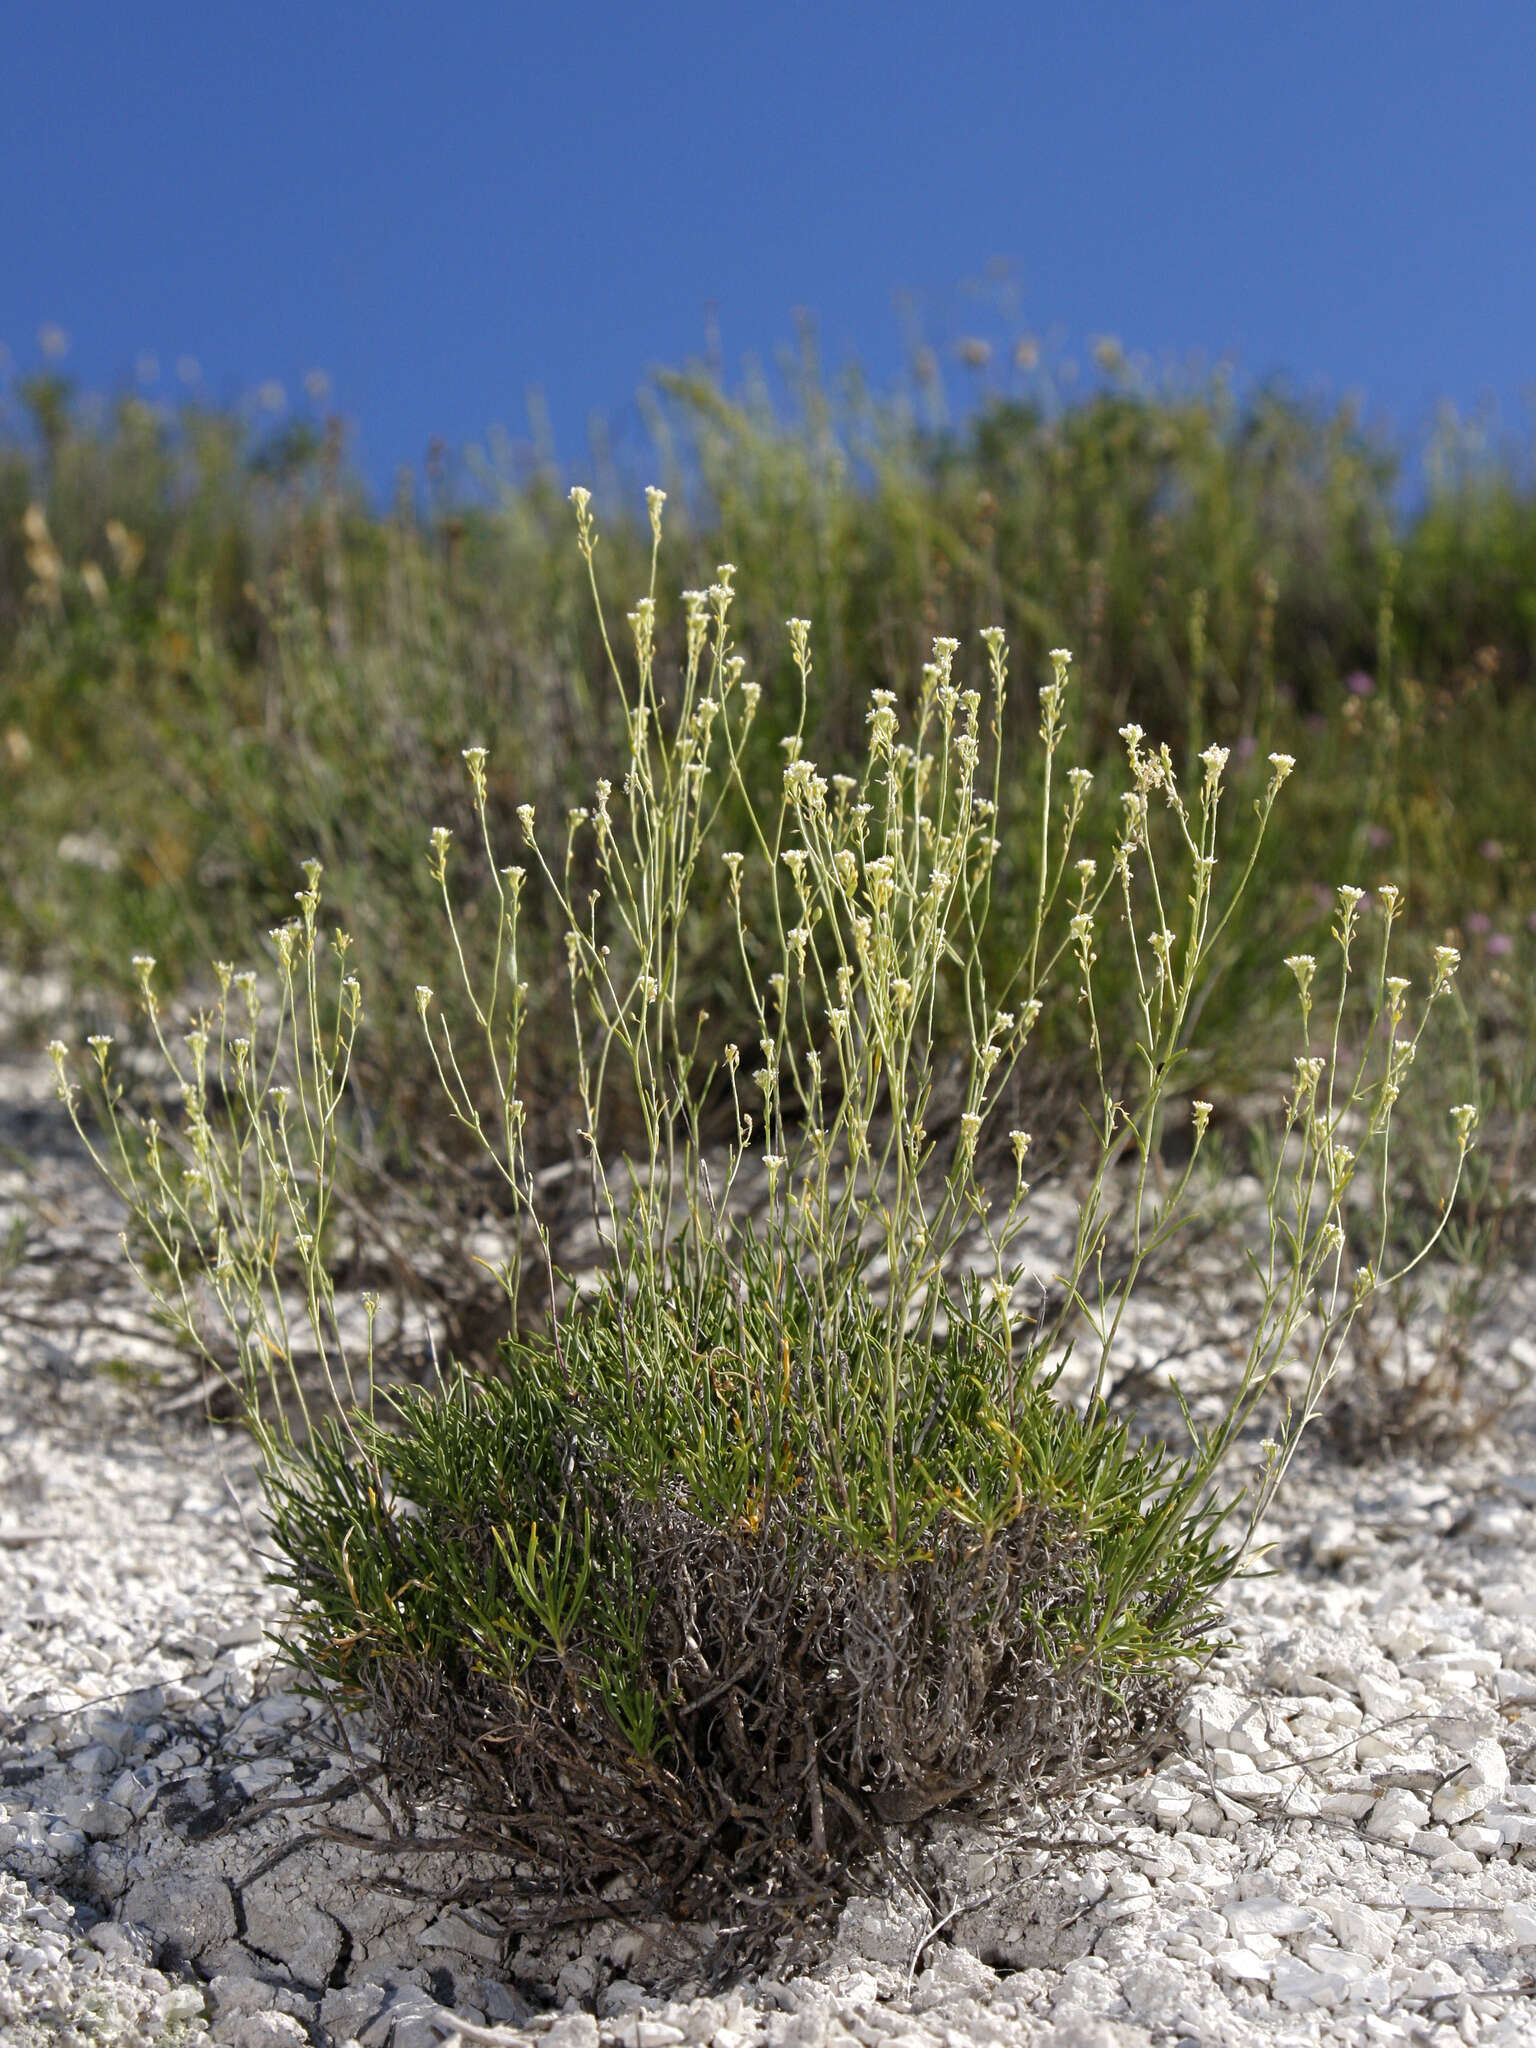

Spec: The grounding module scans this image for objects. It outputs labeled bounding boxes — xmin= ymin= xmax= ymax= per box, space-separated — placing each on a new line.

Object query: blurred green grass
xmin=4 ymin=349 xmax=1535 ymax=1177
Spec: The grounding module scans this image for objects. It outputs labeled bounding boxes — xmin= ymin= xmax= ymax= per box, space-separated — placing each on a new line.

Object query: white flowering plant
xmin=53 ymin=487 xmax=1474 ymax=1938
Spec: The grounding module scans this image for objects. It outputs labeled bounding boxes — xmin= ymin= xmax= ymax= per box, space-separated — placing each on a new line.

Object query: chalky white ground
xmin=5 ymin=1032 xmax=1536 ymax=2047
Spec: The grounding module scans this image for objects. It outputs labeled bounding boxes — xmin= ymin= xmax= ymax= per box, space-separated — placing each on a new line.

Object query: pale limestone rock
xmin=1212 ymin=1944 xmax=1273 ymax=1982
xmin=1323 ymin=1898 xmax=1402 ymax=1961
xmin=542 ymin=2018 xmax=600 ymax=2048
xmin=1481 ymin=1583 xmax=1536 ymax=1620
xmin=1452 ymin=1821 xmax=1503 ymax=1854
xmin=1356 ymin=1668 xmax=1414 ymax=1720
xmin=1268 ymin=1956 xmax=1333 ymax=2011
xmin=1220 ymin=1894 xmax=1315 ymax=1939
xmin=1365 ymin=1785 xmax=1430 ymax=1841
xmin=1431 ymin=1736 xmax=1508 ymax=1823
xmin=1179 ymin=1683 xmax=1267 ymax=1757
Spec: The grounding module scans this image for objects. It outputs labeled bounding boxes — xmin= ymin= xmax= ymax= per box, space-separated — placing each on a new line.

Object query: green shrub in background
xmin=54 ymin=492 xmax=1474 ymax=1944
xmin=7 ymin=352 xmax=1536 ymax=1194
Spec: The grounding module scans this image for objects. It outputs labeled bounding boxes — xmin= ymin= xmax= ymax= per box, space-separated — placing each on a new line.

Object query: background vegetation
xmin=5 ymin=345 xmax=1535 ymax=1187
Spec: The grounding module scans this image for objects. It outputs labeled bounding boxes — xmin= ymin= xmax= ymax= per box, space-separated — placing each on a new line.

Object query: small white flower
xmin=1284 ymin=954 xmax=1316 ymax=1003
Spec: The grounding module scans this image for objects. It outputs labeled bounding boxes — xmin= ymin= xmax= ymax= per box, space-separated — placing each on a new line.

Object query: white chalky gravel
xmin=5 ymin=1034 xmax=1536 ymax=2047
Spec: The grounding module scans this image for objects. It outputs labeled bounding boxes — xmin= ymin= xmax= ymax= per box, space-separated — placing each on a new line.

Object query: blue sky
xmin=5 ymin=1 xmax=1534 ymax=491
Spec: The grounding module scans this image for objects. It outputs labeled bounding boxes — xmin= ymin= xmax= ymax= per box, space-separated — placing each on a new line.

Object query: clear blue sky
xmin=4 ymin=1 xmax=1534 ymax=491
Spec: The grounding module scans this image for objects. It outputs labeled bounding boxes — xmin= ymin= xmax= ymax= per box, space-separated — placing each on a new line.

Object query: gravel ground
xmin=6 ymin=1025 xmax=1536 ymax=2048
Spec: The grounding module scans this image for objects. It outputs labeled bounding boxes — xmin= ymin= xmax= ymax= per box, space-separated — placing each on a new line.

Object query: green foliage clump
xmin=264 ymin=1258 xmax=1231 ymax=1924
